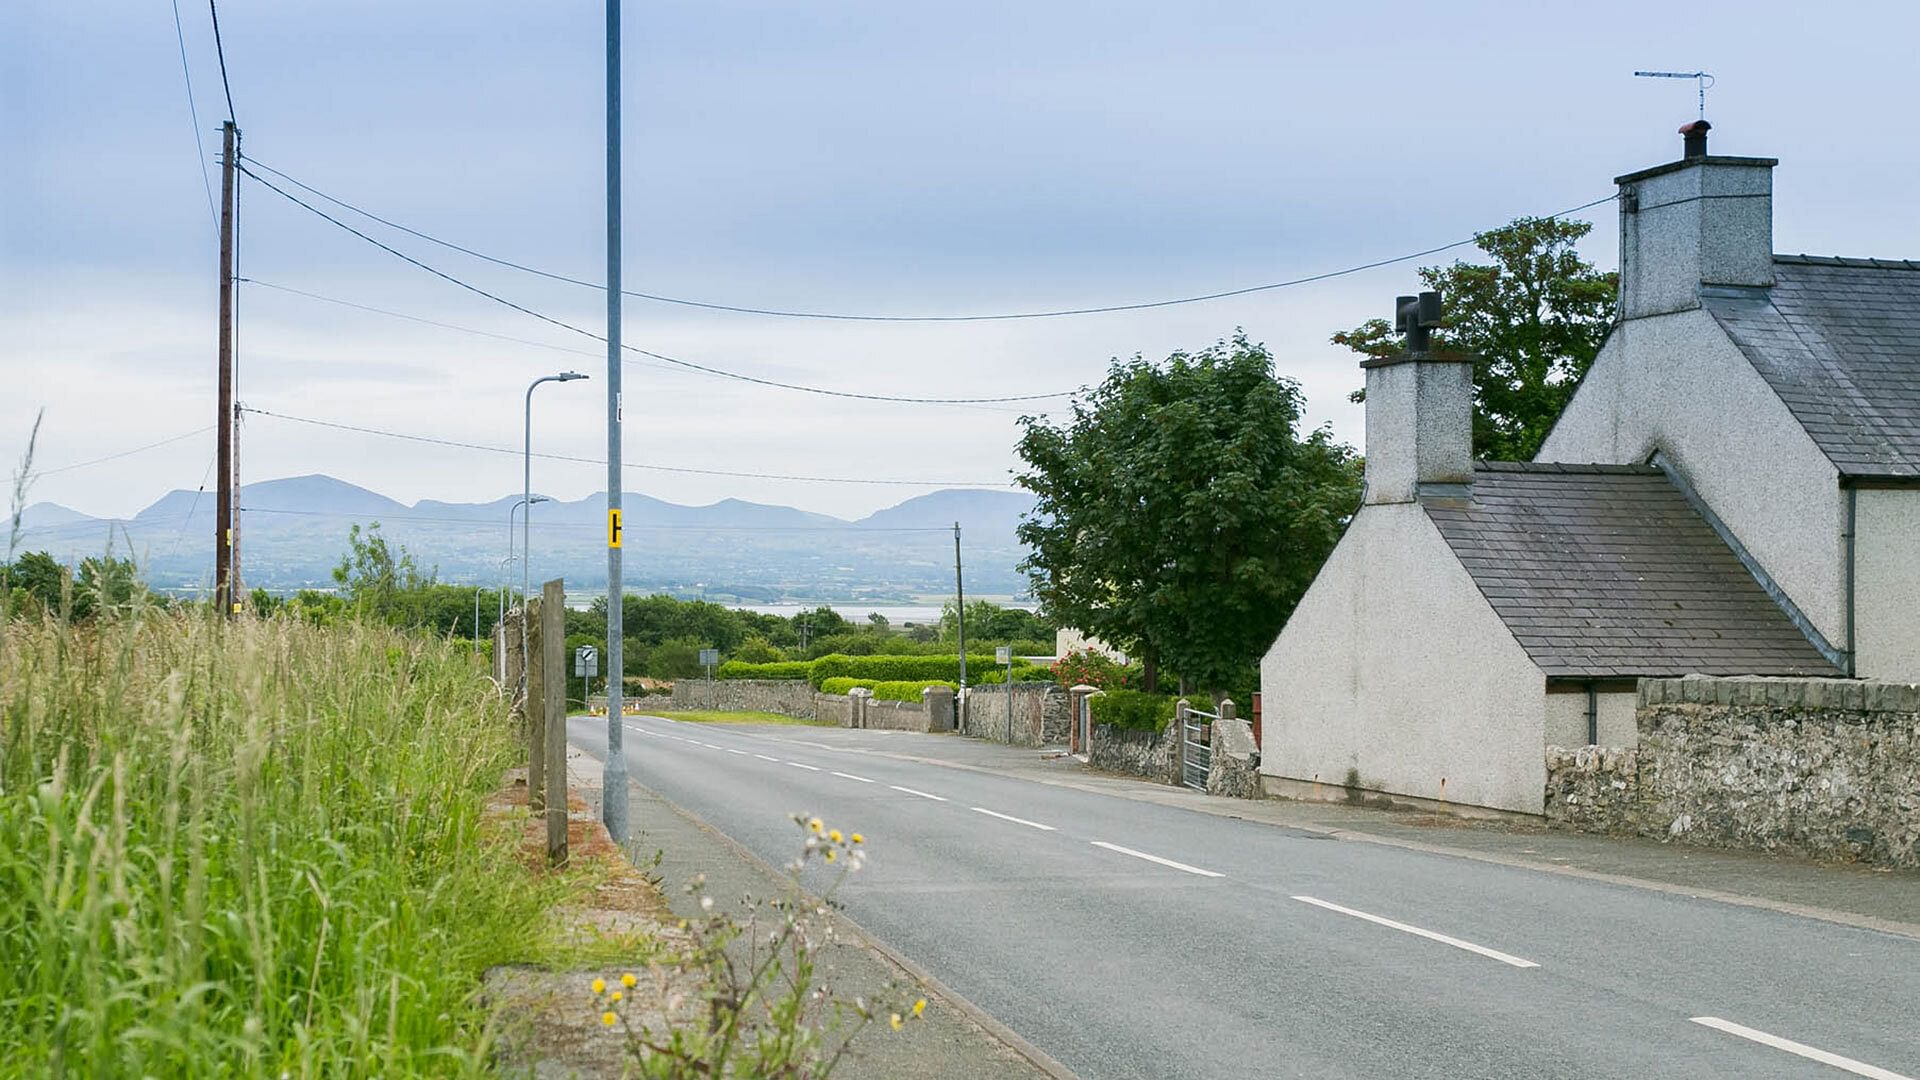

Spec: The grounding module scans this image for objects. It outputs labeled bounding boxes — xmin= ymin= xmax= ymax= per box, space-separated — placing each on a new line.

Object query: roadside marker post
xmin=997 ymin=645 xmax=1013 ymax=742
xmin=699 ymin=647 xmax=719 ymax=681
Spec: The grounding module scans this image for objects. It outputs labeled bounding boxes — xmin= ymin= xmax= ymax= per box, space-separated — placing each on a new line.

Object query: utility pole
xmin=215 ymin=120 xmax=238 ymax=616
xmin=953 ymin=522 xmax=968 ymax=691
xmin=601 ymin=0 xmax=630 ymax=843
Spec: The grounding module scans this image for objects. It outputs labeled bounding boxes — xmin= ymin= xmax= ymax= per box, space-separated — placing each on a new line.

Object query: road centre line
xmin=890 ymin=785 xmax=948 ymax=801
xmin=1690 ymin=1017 xmax=1915 ymax=1080
xmin=1090 ymin=841 xmax=1224 ymax=878
xmin=724 ymin=748 xmax=748 ymax=755
xmin=1291 ymin=896 xmax=1539 ymax=969
xmin=971 ymin=807 xmax=1056 ymax=831
xmin=832 ymin=771 xmax=875 ymax=783
xmin=699 ymin=742 xmax=724 ymax=749
xmin=788 ymin=762 xmax=822 ymax=771
xmin=755 ymin=754 xmax=780 ymax=762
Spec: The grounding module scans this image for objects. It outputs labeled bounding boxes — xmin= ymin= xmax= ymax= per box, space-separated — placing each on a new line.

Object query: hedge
xmin=717 ymin=660 xmax=813 ymax=681
xmin=818 ymin=677 xmax=959 ymax=702
xmin=1090 ymin=689 xmax=1177 ymax=732
xmin=806 ymin=653 xmax=1027 ymax=689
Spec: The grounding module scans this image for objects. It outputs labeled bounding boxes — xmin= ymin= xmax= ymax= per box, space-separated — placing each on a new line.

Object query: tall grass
xmin=0 ymin=606 xmax=551 ymax=1077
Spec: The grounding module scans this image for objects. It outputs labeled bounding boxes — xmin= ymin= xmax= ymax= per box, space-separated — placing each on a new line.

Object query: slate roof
xmin=1706 ymin=256 xmax=1920 ymax=478
xmin=1423 ymin=462 xmax=1840 ymax=679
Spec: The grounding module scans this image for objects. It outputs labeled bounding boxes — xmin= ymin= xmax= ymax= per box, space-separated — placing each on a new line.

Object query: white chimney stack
xmin=1616 ymin=120 xmax=1778 ymax=320
xmin=1362 ymin=290 xmax=1474 ymax=504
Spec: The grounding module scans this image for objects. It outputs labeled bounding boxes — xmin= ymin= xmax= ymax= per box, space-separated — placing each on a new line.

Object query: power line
xmin=206 ymin=0 xmax=236 ymax=123
xmin=239 ymin=156 xmax=1616 ymax=323
xmin=240 ymin=506 xmax=953 ymax=533
xmin=168 ymin=0 xmax=219 ymax=234
xmin=239 ymin=165 xmax=1069 ymax=405
xmin=241 ymin=406 xmax=1020 ymax=488
xmin=36 ymin=427 xmax=214 ymax=477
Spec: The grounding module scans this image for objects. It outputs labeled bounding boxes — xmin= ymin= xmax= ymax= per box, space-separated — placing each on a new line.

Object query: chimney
xmin=1362 ymin=290 xmax=1474 ymax=505
xmin=1615 ymin=120 xmax=1778 ymax=320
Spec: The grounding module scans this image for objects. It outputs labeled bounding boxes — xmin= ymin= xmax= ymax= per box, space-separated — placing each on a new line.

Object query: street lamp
xmin=495 ymin=554 xmax=516 ymax=677
xmin=523 ymin=372 xmax=587 ymax=691
xmin=507 ymin=494 xmax=552 ymax=592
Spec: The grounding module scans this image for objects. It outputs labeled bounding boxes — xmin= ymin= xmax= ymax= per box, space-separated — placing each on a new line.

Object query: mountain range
xmin=14 ymin=476 xmax=1037 ymax=601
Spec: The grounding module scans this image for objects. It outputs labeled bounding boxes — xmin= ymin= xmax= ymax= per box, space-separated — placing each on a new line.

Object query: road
xmin=569 ymin=715 xmax=1920 ymax=1080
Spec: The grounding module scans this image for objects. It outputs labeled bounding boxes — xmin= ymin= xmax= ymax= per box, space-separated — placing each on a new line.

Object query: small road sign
xmin=575 ymin=645 xmax=599 ymax=678
xmin=995 ymin=646 xmax=1012 ymax=665
xmin=699 ymin=647 xmax=719 ymax=680
xmin=607 ymin=508 xmax=623 ymax=548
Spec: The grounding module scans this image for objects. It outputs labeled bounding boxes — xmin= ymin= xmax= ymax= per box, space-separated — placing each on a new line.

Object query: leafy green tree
xmin=732 ymin=634 xmax=786 ymax=663
xmin=939 ymin=599 xmax=1051 ymax=645
xmin=1015 ymin=332 xmax=1362 ymax=692
xmin=3 ymin=551 xmax=70 ymax=617
xmin=1332 ymin=215 xmax=1617 ymax=460
xmin=331 ymin=523 xmax=433 ymax=622
xmin=75 ymin=555 xmax=144 ymax=617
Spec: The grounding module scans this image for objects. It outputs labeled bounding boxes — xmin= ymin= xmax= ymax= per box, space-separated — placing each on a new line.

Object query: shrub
xmin=1050 ymin=648 xmax=1141 ymax=691
xmin=718 ymin=660 xmax=812 ymax=681
xmin=1090 ymin=688 xmax=1176 ymax=732
xmin=973 ymin=665 xmax=1057 ymax=685
xmin=818 ymin=677 xmax=875 ymax=695
xmin=731 ymin=634 xmax=786 ymax=663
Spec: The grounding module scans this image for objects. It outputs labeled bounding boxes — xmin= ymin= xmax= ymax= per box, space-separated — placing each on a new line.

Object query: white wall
xmin=1538 ymin=309 xmax=1846 ymax=648
xmin=1854 ymin=488 xmax=1920 ymax=681
xmin=1543 ymin=690 xmax=1638 ymax=749
xmin=1260 ymin=503 xmax=1549 ymax=814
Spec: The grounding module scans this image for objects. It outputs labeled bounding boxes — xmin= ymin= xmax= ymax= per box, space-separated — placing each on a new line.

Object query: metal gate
xmin=1181 ymin=704 xmax=1218 ymax=791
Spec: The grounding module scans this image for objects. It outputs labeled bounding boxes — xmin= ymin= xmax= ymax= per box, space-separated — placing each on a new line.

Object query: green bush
xmin=872 ymin=680 xmax=956 ymax=702
xmin=718 ymin=660 xmax=813 ymax=681
xmin=818 ymin=677 xmax=875 ymax=695
xmin=806 ymin=653 xmax=1027 ymax=689
xmin=1090 ymin=688 xmax=1177 ymax=732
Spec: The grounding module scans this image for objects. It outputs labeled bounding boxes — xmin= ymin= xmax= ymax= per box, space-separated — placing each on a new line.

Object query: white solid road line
xmin=1690 ymin=1017 xmax=1915 ymax=1080
xmin=1291 ymin=896 xmax=1540 ymax=969
xmin=754 ymin=754 xmax=780 ymax=762
xmin=1090 ymin=841 xmax=1224 ymax=878
xmin=890 ymin=785 xmax=948 ymax=802
xmin=971 ymin=807 xmax=1056 ymax=831
xmin=832 ymin=771 xmax=876 ymax=783
xmin=788 ymin=762 xmax=822 ymax=771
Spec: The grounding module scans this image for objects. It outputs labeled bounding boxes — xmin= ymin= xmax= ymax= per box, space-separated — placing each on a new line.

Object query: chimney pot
xmin=1679 ymin=119 xmax=1711 ymax=158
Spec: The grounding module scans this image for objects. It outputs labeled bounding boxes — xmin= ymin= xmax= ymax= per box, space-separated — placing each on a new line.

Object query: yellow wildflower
xmin=829 ymin=829 xmax=843 ymax=843
xmin=851 ymin=833 xmax=864 ymax=844
xmin=824 ymin=849 xmax=837 ymax=863
xmin=591 ymin=978 xmax=606 ymax=995
xmin=890 ymin=1013 xmax=904 ymax=1031
xmin=912 ymin=998 xmax=927 ymax=1017
xmin=602 ymin=1011 xmax=617 ymax=1027
xmin=611 ymin=990 xmax=623 ymax=1003
xmin=621 ymin=972 xmax=637 ymax=988
xmin=808 ymin=817 xmax=824 ymax=834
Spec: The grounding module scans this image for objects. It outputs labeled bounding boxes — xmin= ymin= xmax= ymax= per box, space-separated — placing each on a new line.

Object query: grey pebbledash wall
xmin=1546 ymin=677 xmax=1920 ymax=867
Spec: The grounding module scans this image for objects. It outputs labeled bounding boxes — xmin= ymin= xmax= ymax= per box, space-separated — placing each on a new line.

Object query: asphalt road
xmin=569 ymin=715 xmax=1920 ymax=1080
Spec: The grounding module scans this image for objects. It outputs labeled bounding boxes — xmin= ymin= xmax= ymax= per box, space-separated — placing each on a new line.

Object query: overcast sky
xmin=6 ymin=0 xmax=1919 ymax=522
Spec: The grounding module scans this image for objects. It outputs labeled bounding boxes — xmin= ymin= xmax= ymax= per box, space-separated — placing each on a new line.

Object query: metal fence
xmin=1181 ymin=703 xmax=1218 ymax=791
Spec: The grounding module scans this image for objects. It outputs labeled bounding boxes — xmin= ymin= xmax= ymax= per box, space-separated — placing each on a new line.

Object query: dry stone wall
xmin=1546 ymin=677 xmax=1920 ymax=867
xmin=1089 ymin=723 xmax=1178 ymax=785
xmin=961 ymin=684 xmax=1068 ymax=747
xmin=670 ymin=679 xmax=816 ymax=719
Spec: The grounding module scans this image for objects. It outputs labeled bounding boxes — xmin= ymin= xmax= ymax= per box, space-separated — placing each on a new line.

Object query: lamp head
xmin=557 ymin=371 xmax=589 ymax=382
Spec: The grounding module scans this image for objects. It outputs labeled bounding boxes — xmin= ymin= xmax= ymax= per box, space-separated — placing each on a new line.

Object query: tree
xmin=1332 ymin=215 xmax=1617 ymax=460
xmin=1015 ymin=332 xmax=1362 ymax=692
xmin=331 ymin=523 xmax=434 ymax=624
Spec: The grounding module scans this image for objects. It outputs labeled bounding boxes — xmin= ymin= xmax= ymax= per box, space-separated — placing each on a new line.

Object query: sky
xmin=6 ymin=0 xmax=1920 ymax=523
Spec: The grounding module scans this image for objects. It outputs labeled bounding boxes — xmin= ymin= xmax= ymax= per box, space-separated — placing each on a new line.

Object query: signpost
xmin=575 ymin=645 xmax=599 ymax=713
xmin=699 ymin=647 xmax=719 ymax=681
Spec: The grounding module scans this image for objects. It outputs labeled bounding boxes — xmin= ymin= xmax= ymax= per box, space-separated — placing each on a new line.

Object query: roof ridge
xmin=1476 ymin=460 xmax=1660 ymax=475
xmin=1774 ymin=254 xmax=1920 ymax=271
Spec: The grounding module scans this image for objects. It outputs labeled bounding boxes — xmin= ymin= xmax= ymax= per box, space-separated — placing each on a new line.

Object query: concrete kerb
xmin=568 ymin=741 xmax=1082 ymax=1080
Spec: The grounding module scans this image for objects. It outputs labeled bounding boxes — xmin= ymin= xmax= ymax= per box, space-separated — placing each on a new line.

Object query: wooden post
xmin=526 ymin=595 xmax=546 ymax=814
xmin=542 ymin=578 xmax=568 ymax=865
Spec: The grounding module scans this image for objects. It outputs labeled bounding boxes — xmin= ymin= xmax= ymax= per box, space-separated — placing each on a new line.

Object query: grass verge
xmin=0 ymin=607 xmax=574 ymax=1077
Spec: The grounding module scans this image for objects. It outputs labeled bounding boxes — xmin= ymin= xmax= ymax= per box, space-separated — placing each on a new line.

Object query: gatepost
xmin=541 ymin=579 xmax=567 ymax=865
xmin=1173 ymin=699 xmax=1191 ymax=787
xmin=1068 ymin=684 xmax=1098 ymax=756
xmin=527 ymin=596 xmax=548 ymax=814
xmin=847 ymin=686 xmax=873 ymax=729
xmin=922 ymin=684 xmax=955 ymax=732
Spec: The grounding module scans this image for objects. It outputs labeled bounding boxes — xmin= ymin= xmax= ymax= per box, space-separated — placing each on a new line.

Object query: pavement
xmin=569 ymin=714 xmax=1920 ymax=1080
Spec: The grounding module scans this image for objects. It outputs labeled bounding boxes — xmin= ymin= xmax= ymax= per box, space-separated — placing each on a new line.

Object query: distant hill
xmin=16 ymin=475 xmax=1036 ymax=600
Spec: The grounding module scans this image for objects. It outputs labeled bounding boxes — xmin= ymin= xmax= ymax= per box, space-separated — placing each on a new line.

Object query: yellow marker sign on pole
xmin=608 ymin=508 xmax=623 ymax=548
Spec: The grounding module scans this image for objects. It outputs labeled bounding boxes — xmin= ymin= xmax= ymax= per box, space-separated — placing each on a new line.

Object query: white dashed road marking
xmin=1690 ymin=1017 xmax=1915 ymax=1080
xmin=1090 ymin=841 xmax=1224 ymax=878
xmin=788 ymin=762 xmax=822 ymax=772
xmin=755 ymin=754 xmax=780 ymax=762
xmin=832 ymin=771 xmax=875 ymax=783
xmin=890 ymin=785 xmax=948 ymax=802
xmin=970 ymin=807 xmax=1055 ymax=831
xmin=1291 ymin=896 xmax=1539 ymax=969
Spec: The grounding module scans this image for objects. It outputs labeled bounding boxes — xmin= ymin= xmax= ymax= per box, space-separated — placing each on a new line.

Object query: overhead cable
xmin=169 ymin=0 xmax=219 ymax=233
xmin=36 ymin=427 xmax=215 ymax=477
xmin=240 ymin=506 xmax=954 ymax=533
xmin=206 ymin=0 xmax=236 ymax=123
xmin=241 ymin=406 xmax=1020 ymax=488
xmin=239 ymin=165 xmax=1073 ymax=405
xmin=240 ymin=156 xmax=1616 ymax=323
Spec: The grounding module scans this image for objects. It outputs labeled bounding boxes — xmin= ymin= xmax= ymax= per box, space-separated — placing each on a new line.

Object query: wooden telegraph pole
xmin=215 ymin=120 xmax=238 ymax=616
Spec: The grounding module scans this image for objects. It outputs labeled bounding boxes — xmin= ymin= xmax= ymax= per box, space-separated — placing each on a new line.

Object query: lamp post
xmin=507 ymin=494 xmax=552 ymax=592
xmin=522 ymin=373 xmax=587 ymax=695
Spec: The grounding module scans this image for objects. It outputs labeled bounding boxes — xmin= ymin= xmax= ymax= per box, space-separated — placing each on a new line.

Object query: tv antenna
xmin=1634 ymin=70 xmax=1714 ymax=119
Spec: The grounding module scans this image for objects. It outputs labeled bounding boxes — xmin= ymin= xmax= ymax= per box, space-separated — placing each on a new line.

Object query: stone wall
xmin=812 ymin=693 xmax=853 ymax=727
xmin=961 ymin=684 xmax=1069 ymax=747
xmin=671 ymin=679 xmax=816 ymax=719
xmin=1205 ymin=717 xmax=1262 ymax=799
xmin=1089 ymin=723 xmax=1178 ymax=785
xmin=861 ymin=697 xmax=931 ymax=733
xmin=1545 ymin=677 xmax=1920 ymax=867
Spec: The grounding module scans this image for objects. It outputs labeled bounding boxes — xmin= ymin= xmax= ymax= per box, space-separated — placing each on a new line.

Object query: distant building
xmin=1261 ymin=121 xmax=1919 ymax=814
xmin=1055 ymin=627 xmax=1129 ymax=666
